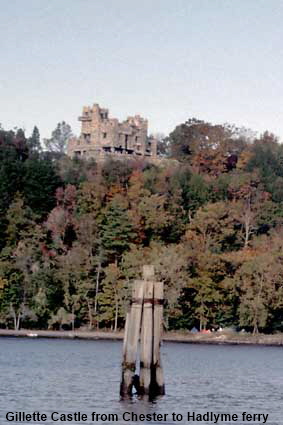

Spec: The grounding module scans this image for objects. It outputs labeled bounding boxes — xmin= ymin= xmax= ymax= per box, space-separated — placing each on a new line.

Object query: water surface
xmin=1 ymin=338 xmax=282 ymax=424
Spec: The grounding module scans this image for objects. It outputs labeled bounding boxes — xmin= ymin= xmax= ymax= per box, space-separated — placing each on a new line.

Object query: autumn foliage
xmin=1 ymin=121 xmax=283 ymax=334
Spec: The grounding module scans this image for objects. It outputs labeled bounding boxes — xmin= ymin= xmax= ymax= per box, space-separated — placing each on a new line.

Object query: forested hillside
xmin=1 ymin=120 xmax=283 ymax=334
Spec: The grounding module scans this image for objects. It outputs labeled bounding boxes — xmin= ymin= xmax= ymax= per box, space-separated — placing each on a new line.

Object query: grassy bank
xmin=1 ymin=329 xmax=283 ymax=346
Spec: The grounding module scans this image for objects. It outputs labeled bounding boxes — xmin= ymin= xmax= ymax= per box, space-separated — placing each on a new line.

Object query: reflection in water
xmin=0 ymin=338 xmax=282 ymax=424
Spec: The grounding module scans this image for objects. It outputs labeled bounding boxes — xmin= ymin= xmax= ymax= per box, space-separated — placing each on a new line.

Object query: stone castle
xmin=67 ymin=103 xmax=157 ymax=161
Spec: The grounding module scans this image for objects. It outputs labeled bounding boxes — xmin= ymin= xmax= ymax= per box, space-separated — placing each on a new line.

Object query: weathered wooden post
xmin=139 ymin=279 xmax=154 ymax=394
xmin=120 ymin=265 xmax=165 ymax=398
xmin=151 ymin=280 xmax=165 ymax=395
xmin=120 ymin=280 xmax=144 ymax=396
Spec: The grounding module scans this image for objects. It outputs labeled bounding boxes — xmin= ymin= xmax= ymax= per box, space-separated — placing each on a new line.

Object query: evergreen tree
xmin=101 ymin=198 xmax=136 ymax=263
xmin=23 ymin=158 xmax=61 ymax=217
xmin=27 ymin=126 xmax=41 ymax=153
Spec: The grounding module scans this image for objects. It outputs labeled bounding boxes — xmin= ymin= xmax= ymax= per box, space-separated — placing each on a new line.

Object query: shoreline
xmin=1 ymin=329 xmax=283 ymax=346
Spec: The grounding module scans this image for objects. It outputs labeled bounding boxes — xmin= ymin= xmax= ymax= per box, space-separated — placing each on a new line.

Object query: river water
xmin=0 ymin=338 xmax=282 ymax=425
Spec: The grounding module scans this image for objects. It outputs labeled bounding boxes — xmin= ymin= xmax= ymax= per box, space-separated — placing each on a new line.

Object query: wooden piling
xmin=139 ymin=280 xmax=154 ymax=395
xmin=152 ymin=281 xmax=165 ymax=395
xmin=120 ymin=280 xmax=144 ymax=397
xmin=120 ymin=265 xmax=165 ymax=398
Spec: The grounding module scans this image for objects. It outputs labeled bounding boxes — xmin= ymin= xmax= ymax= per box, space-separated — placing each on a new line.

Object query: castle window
xmin=125 ymin=134 xmax=129 ymax=150
xmin=103 ymin=132 xmax=107 ymax=139
xmin=135 ymin=136 xmax=138 ymax=142
xmin=83 ymin=133 xmax=91 ymax=143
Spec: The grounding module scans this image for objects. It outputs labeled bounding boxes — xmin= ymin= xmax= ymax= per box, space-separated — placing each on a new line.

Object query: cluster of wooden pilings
xmin=120 ymin=265 xmax=165 ymax=398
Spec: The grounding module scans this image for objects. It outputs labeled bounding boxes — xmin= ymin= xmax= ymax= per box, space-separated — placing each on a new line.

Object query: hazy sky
xmin=1 ymin=0 xmax=283 ymax=139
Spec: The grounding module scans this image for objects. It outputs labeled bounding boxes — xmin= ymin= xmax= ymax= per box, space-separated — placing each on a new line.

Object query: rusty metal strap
xmin=131 ymin=298 xmax=164 ymax=305
xmin=140 ymin=361 xmax=159 ymax=368
xmin=122 ymin=362 xmax=136 ymax=371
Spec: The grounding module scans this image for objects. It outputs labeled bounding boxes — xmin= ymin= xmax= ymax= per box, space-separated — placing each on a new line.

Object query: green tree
xmin=102 ymin=158 xmax=133 ymax=189
xmin=27 ymin=126 xmax=41 ymax=153
xmin=54 ymin=245 xmax=91 ymax=330
xmin=4 ymin=193 xmax=34 ymax=250
xmin=190 ymin=274 xmax=222 ymax=331
xmin=98 ymin=263 xmax=126 ymax=331
xmin=234 ymin=255 xmax=278 ymax=333
xmin=186 ymin=201 xmax=239 ymax=253
xmin=44 ymin=121 xmax=73 ymax=154
xmin=101 ymin=197 xmax=136 ymax=263
xmin=122 ymin=242 xmax=189 ymax=329
xmin=23 ymin=158 xmax=61 ymax=217
xmin=0 ymin=265 xmax=26 ymax=330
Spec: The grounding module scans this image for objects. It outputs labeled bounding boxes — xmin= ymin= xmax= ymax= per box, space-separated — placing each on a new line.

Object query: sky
xmin=1 ymin=0 xmax=283 ymax=140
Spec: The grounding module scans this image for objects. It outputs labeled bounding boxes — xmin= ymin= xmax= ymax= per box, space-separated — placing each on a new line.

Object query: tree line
xmin=1 ymin=119 xmax=283 ymax=334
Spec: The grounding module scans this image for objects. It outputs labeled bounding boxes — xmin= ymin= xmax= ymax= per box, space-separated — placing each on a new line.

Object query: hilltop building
xmin=67 ymin=103 xmax=157 ymax=161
